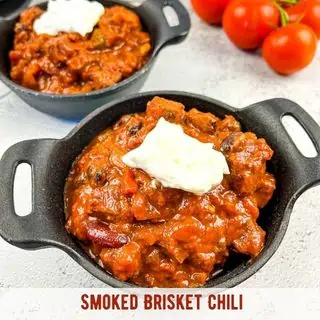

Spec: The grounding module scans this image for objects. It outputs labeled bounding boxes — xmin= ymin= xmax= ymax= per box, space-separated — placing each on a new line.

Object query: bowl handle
xmin=137 ymin=0 xmax=191 ymax=52
xmin=237 ymin=98 xmax=320 ymax=194
xmin=0 ymin=139 xmax=63 ymax=250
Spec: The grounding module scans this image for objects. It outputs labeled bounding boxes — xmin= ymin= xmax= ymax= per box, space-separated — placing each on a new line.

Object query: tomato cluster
xmin=191 ymin=0 xmax=319 ymax=75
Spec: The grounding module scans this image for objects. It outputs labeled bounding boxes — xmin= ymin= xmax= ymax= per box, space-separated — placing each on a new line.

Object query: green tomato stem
xmin=274 ymin=1 xmax=290 ymax=26
xmin=277 ymin=0 xmax=300 ymax=5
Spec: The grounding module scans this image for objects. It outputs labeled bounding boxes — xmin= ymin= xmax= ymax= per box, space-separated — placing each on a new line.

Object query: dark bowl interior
xmin=41 ymin=92 xmax=296 ymax=288
xmin=0 ymin=0 xmax=31 ymax=18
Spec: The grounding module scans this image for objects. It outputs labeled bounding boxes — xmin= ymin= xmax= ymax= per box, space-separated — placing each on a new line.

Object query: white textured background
xmin=0 ymin=0 xmax=320 ymax=288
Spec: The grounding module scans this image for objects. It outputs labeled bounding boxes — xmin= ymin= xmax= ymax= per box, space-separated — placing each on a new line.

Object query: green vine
xmin=277 ymin=0 xmax=300 ymax=5
xmin=274 ymin=1 xmax=290 ymax=26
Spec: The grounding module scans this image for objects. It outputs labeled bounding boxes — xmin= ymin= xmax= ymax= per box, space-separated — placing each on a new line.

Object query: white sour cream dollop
xmin=34 ymin=0 xmax=105 ymax=37
xmin=122 ymin=118 xmax=230 ymax=195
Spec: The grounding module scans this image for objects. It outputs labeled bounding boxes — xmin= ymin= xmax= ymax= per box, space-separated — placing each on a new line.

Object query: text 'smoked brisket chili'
xmin=65 ymin=97 xmax=276 ymax=288
xmin=9 ymin=6 xmax=151 ymax=94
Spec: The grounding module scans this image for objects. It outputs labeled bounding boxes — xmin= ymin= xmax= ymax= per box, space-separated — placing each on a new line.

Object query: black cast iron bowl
xmin=0 ymin=91 xmax=320 ymax=288
xmin=0 ymin=0 xmax=191 ymax=119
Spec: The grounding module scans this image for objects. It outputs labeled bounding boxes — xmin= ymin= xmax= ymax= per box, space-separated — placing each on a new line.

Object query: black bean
xmin=221 ymin=133 xmax=242 ymax=152
xmin=94 ymin=171 xmax=107 ymax=185
xmin=128 ymin=122 xmax=143 ymax=136
xmin=87 ymin=166 xmax=107 ymax=187
xmin=56 ymin=61 xmax=65 ymax=68
xmin=113 ymin=115 xmax=132 ymax=130
xmin=165 ymin=112 xmax=175 ymax=121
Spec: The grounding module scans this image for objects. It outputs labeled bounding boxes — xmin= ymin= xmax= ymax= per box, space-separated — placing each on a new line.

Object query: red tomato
xmin=191 ymin=0 xmax=230 ymax=24
xmin=222 ymin=0 xmax=280 ymax=50
xmin=302 ymin=0 xmax=320 ymax=37
xmin=287 ymin=0 xmax=320 ymax=37
xmin=262 ymin=23 xmax=317 ymax=75
xmin=286 ymin=0 xmax=309 ymax=23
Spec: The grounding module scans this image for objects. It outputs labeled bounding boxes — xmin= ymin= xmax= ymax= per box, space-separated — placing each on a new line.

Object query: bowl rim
xmin=63 ymin=90 xmax=237 ymax=140
xmin=59 ymin=90 xmax=295 ymax=288
xmin=0 ymin=91 xmax=313 ymax=288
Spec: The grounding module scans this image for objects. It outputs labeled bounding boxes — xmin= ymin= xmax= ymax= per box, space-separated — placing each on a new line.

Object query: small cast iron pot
xmin=0 ymin=91 xmax=319 ymax=288
xmin=0 ymin=0 xmax=191 ymax=119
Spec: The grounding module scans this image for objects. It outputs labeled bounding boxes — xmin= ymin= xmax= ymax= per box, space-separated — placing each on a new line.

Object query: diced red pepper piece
xmin=9 ymin=51 xmax=21 ymax=62
xmin=121 ymin=168 xmax=138 ymax=196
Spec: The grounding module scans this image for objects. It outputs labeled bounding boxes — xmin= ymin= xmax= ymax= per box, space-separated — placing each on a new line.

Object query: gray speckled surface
xmin=0 ymin=0 xmax=319 ymax=288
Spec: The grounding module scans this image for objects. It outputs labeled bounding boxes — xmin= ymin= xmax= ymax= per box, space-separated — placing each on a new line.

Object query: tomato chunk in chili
xmin=9 ymin=6 xmax=151 ymax=94
xmin=65 ymin=97 xmax=276 ymax=288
